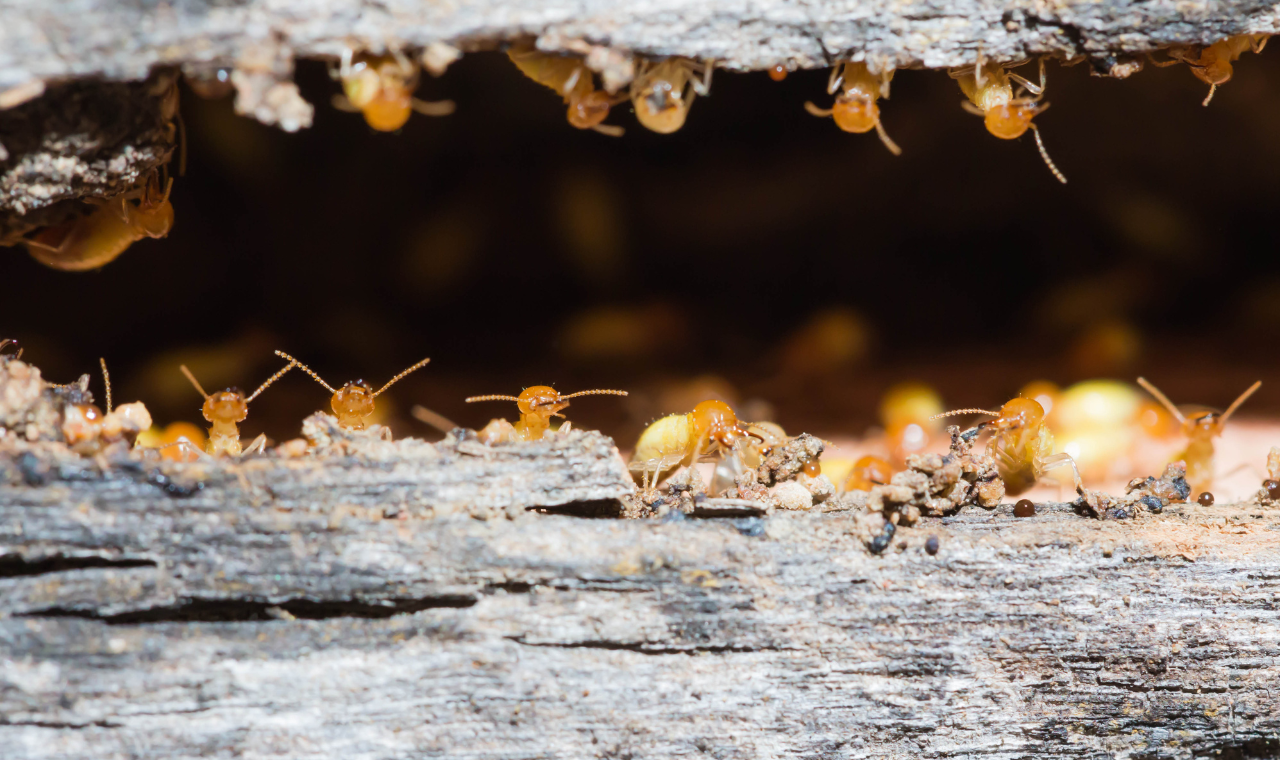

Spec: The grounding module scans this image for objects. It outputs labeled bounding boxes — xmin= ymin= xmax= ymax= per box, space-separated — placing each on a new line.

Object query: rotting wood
xmin=2 ymin=494 xmax=1280 ymax=758
xmin=2 ymin=353 xmax=1280 ymax=757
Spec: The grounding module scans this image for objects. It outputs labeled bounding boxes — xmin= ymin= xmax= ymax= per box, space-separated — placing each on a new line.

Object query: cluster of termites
xmin=3 ymin=33 xmax=1270 ymax=273
xmin=3 ymin=335 xmax=1277 ymax=519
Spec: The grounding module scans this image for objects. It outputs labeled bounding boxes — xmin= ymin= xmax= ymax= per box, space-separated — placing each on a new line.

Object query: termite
xmin=465 ymin=386 xmax=628 ymax=443
xmin=1136 ymin=377 xmax=1261 ymax=493
xmin=21 ymin=169 xmax=174 ymax=271
xmin=332 ymin=49 xmax=455 ymax=132
xmin=630 ymin=58 xmax=713 ymax=134
xmin=177 ymin=360 xmax=297 ymax=456
xmin=950 ymin=56 xmax=1067 ymax=184
xmin=879 ymin=381 xmax=944 ymax=466
xmin=1151 ymin=34 xmax=1269 ymax=105
xmin=61 ymin=359 xmax=152 ymax=454
xmin=508 ymin=44 xmax=626 ymax=136
xmin=844 ymin=454 xmax=894 ymax=492
xmin=628 ymin=400 xmax=761 ymax=490
xmin=769 ymin=65 xmax=789 ymax=82
xmin=804 ymin=61 xmax=901 ymax=155
xmin=275 ymin=350 xmax=431 ymax=431
xmin=933 ymin=397 xmax=1081 ymax=496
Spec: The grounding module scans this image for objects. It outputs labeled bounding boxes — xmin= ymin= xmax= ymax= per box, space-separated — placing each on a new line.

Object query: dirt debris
xmin=830 ymin=426 xmax=1003 ymax=526
xmin=1076 ymin=461 xmax=1191 ymax=519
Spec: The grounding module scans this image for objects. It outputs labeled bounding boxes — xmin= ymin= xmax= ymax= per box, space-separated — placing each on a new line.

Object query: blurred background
xmin=1 ymin=50 xmax=1277 ymax=473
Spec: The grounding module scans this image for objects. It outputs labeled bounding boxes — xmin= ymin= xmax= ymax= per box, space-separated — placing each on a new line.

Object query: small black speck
xmin=18 ymin=452 xmax=47 ymax=486
xmin=661 ymin=508 xmax=687 ymax=524
xmin=1140 ymin=495 xmax=1163 ymax=514
xmin=732 ymin=517 xmax=765 ymax=537
xmin=868 ymin=521 xmax=895 ymax=554
xmin=925 ymin=535 xmax=940 ymax=555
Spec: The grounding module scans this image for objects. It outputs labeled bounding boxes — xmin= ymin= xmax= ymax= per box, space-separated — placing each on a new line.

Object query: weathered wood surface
xmin=3 ymin=483 xmax=1279 ymax=759
xmin=2 ymin=0 xmax=1279 ymax=92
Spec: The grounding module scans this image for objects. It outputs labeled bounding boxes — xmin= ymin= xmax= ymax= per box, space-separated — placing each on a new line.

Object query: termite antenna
xmin=246 ymin=360 xmax=299 ymax=403
xmin=99 ymin=358 xmax=112 ymax=415
xmin=375 ymin=358 xmax=431 ymax=396
xmin=930 ymin=408 xmax=1000 ymax=420
xmin=874 ymin=117 xmax=903 ymax=156
xmin=1136 ymin=377 xmax=1187 ymax=425
xmin=465 ymin=394 xmax=522 ymax=403
xmin=1219 ymin=380 xmax=1262 ymax=427
xmin=180 ymin=364 xmax=210 ymax=400
xmin=274 ymin=350 xmax=336 ymax=394
xmin=804 ymin=101 xmax=834 ymax=118
xmin=560 ymin=389 xmax=630 ymax=399
xmin=411 ymin=405 xmax=458 ymax=434
xmin=1031 ymin=125 xmax=1067 ymax=184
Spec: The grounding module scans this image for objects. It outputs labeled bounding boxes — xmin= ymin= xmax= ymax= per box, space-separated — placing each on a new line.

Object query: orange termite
xmin=628 ymin=400 xmax=763 ymax=490
xmin=630 ymin=58 xmax=714 ymax=134
xmin=804 ymin=61 xmax=901 ymax=155
xmin=768 ymin=65 xmax=788 ymax=82
xmin=1137 ymin=377 xmax=1261 ymax=493
xmin=332 ymin=48 xmax=455 ymax=131
xmin=844 ymin=454 xmax=894 ymax=492
xmin=276 ymin=350 xmax=431 ymax=430
xmin=465 ymin=386 xmax=628 ymax=442
xmin=178 ymin=361 xmax=298 ymax=456
xmin=1151 ymin=34 xmax=1269 ymax=105
xmin=21 ymin=170 xmax=174 ymax=271
xmin=950 ymin=56 xmax=1066 ymax=184
xmin=508 ymin=43 xmax=626 ymax=136
xmin=933 ymin=397 xmax=1080 ymax=496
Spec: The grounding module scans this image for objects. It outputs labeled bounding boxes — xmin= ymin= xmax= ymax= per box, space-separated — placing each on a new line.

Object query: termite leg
xmin=242 ymin=434 xmax=268 ymax=457
xmin=1041 ymin=452 xmax=1083 ymax=492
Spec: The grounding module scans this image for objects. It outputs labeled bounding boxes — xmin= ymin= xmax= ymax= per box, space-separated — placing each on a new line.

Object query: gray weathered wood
xmin=2 ymin=0 xmax=1278 ymax=92
xmin=2 ymin=483 xmax=1279 ymax=758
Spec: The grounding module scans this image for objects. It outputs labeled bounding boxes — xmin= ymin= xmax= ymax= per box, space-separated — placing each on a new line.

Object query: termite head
xmin=633 ymin=77 xmax=688 ymax=134
xmin=343 ymin=54 xmax=417 ymax=132
xmin=832 ymin=94 xmax=879 ymax=134
xmin=62 ymin=403 xmax=104 ymax=446
xmin=568 ymin=90 xmax=614 ymax=129
xmin=991 ymin=397 xmax=1045 ymax=431
xmin=690 ymin=400 xmax=754 ymax=450
xmin=508 ymin=386 xmax=567 ymax=420
xmin=204 ymin=389 xmax=249 ymax=426
xmin=1182 ymin=409 xmax=1223 ymax=437
xmin=932 ymin=397 xmax=1044 ymax=434
xmin=135 ymin=172 xmax=176 ymax=238
xmin=467 ymin=386 xmax=628 ymax=423
xmin=333 ymin=381 xmax=377 ymax=426
xmin=984 ymin=102 xmax=1041 ymax=140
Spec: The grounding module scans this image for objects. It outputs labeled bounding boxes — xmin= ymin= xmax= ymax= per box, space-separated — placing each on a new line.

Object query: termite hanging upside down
xmin=933 ymin=397 xmax=1081 ymax=496
xmin=1151 ymin=34 xmax=1269 ymax=105
xmin=1137 ymin=377 xmax=1261 ymax=493
xmin=332 ymin=49 xmax=455 ymax=131
xmin=177 ymin=360 xmax=298 ymax=457
xmin=466 ymin=386 xmax=628 ymax=443
xmin=630 ymin=58 xmax=714 ymax=134
xmin=508 ymin=44 xmax=626 ymax=136
xmin=804 ymin=61 xmax=901 ymax=155
xmin=276 ymin=350 xmax=431 ymax=431
xmin=950 ymin=56 xmax=1067 ymax=184
xmin=629 ymin=400 xmax=761 ymax=490
xmin=21 ymin=169 xmax=175 ymax=271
